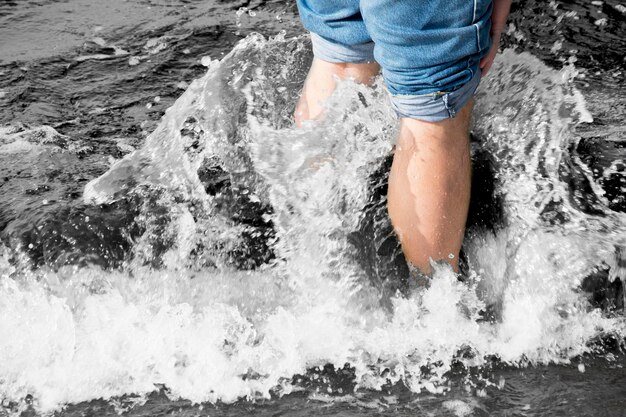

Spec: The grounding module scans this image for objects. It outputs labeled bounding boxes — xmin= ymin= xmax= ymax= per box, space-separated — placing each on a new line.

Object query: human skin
xmin=295 ymin=0 xmax=513 ymax=274
xmin=481 ymin=0 xmax=513 ymax=76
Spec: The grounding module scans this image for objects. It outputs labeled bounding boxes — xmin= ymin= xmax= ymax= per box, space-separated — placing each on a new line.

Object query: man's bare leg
xmin=387 ymin=103 xmax=473 ymax=274
xmin=296 ymin=57 xmax=472 ymax=276
xmin=295 ymin=57 xmax=380 ymax=126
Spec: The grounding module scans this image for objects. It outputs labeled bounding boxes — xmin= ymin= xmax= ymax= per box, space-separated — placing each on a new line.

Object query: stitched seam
xmin=473 ymin=0 xmax=477 ymax=23
xmin=392 ymin=92 xmax=448 ymax=99
xmin=474 ymin=23 xmax=481 ymax=51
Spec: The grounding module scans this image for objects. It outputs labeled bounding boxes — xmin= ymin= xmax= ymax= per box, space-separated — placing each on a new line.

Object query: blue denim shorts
xmin=297 ymin=0 xmax=493 ymax=122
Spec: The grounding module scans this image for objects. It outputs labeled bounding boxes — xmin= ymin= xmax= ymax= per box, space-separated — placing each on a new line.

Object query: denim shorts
xmin=297 ymin=0 xmax=493 ymax=121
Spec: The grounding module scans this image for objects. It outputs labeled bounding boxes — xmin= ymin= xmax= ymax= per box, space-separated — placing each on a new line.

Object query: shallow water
xmin=1 ymin=1 xmax=626 ymax=416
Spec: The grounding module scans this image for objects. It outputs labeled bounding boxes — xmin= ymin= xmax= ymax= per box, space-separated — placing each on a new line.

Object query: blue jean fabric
xmin=297 ymin=0 xmax=493 ymax=121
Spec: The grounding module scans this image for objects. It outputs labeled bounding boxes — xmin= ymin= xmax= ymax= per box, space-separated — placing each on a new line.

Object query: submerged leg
xmin=387 ymin=103 xmax=473 ymax=274
xmin=294 ymin=57 xmax=379 ymax=126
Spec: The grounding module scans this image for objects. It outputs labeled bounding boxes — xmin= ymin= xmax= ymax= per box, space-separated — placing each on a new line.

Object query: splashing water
xmin=0 ymin=33 xmax=624 ymax=413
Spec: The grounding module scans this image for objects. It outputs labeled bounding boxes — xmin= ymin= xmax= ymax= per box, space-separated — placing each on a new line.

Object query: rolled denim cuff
xmin=310 ymin=32 xmax=376 ymax=64
xmin=389 ymin=68 xmax=481 ymax=122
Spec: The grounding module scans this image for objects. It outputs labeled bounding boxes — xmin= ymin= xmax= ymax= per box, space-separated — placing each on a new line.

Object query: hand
xmin=479 ymin=31 xmax=502 ymax=77
xmin=479 ymin=0 xmax=512 ymax=77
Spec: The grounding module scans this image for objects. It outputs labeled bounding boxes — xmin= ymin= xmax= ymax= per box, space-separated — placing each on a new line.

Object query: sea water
xmin=0 ymin=1 xmax=625 ymax=416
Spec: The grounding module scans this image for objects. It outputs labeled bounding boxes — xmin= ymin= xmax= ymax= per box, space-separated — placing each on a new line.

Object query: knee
xmin=398 ymin=102 xmax=473 ymax=149
xmin=311 ymin=58 xmax=380 ymax=82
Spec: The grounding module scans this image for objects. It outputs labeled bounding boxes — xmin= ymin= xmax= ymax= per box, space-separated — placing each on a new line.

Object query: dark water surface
xmin=1 ymin=1 xmax=626 ymax=416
